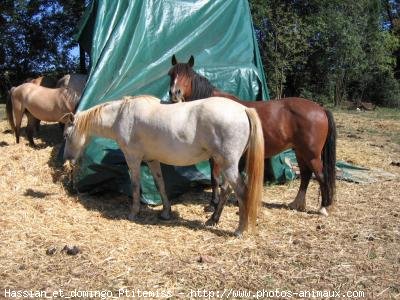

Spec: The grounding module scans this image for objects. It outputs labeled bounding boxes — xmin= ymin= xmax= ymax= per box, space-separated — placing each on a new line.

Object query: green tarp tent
xmin=74 ymin=0 xmax=294 ymax=204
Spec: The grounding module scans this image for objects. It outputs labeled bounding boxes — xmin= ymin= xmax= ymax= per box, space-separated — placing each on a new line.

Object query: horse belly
xmin=25 ymin=96 xmax=64 ymax=122
xmin=143 ymin=141 xmax=210 ymax=166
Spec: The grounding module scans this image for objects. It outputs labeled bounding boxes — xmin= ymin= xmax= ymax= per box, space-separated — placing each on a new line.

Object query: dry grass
xmin=0 ymin=108 xmax=399 ymax=299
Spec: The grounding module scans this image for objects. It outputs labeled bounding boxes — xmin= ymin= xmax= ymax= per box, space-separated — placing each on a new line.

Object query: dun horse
xmin=168 ymin=55 xmax=336 ymax=217
xmin=62 ymin=95 xmax=264 ymax=236
xmin=7 ymin=83 xmax=81 ymax=146
xmin=7 ymin=74 xmax=86 ymax=146
xmin=6 ymin=76 xmax=58 ymax=144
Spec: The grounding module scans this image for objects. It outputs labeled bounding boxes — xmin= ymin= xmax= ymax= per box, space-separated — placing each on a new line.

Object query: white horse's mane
xmin=74 ymin=95 xmax=159 ymax=135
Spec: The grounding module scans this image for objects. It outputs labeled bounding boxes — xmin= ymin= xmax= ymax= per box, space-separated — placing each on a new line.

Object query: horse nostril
xmin=177 ymin=89 xmax=181 ymax=95
xmin=169 ymin=90 xmax=172 ymax=97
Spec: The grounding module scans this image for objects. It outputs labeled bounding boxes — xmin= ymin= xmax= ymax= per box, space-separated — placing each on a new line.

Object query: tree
xmin=0 ymin=0 xmax=86 ymax=102
xmin=250 ymin=0 xmax=400 ymax=107
xmin=250 ymin=0 xmax=312 ymax=99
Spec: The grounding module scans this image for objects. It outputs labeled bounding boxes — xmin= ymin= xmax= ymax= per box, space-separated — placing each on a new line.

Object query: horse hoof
xmin=234 ymin=229 xmax=243 ymax=238
xmin=288 ymin=201 xmax=305 ymax=212
xmin=319 ymin=207 xmax=329 ymax=217
xmin=204 ymin=205 xmax=215 ymax=213
xmin=159 ymin=211 xmax=171 ymax=220
xmin=205 ymin=218 xmax=217 ymax=227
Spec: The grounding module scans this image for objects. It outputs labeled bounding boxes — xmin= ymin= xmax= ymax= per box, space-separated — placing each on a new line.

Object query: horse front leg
xmin=146 ymin=160 xmax=171 ymax=220
xmin=26 ymin=112 xmax=37 ymax=147
xmin=126 ymin=157 xmax=142 ymax=221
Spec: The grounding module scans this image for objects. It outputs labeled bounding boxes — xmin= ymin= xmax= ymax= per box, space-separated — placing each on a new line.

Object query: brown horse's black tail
xmin=6 ymin=88 xmax=15 ymax=132
xmin=321 ymin=109 xmax=336 ymax=208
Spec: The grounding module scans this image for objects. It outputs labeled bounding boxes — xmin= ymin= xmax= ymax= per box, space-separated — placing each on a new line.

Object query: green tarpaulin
xmin=74 ymin=0 xmax=293 ymax=203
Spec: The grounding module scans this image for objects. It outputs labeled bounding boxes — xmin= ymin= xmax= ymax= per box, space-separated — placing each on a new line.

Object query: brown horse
xmin=7 ymin=82 xmax=81 ymax=146
xmin=168 ymin=55 xmax=337 ymax=217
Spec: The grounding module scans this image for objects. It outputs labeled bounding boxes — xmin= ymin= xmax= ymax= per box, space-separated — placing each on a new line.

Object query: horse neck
xmin=190 ymin=74 xmax=216 ymax=100
xmin=61 ymin=87 xmax=78 ymax=112
xmin=190 ymin=73 xmax=240 ymax=102
xmin=76 ymin=102 xmax=120 ymax=140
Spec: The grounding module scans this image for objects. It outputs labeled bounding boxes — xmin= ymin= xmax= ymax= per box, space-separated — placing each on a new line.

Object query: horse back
xmin=235 ymin=97 xmax=329 ymax=156
xmin=30 ymin=76 xmax=58 ymax=88
xmin=12 ymin=83 xmax=71 ymax=122
xmin=123 ymin=97 xmax=250 ymax=165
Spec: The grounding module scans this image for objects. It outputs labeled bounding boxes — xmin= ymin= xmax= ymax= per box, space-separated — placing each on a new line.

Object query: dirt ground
xmin=0 ymin=107 xmax=399 ymax=299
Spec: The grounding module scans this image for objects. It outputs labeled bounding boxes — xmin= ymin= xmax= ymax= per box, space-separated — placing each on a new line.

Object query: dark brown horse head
xmin=168 ymin=55 xmax=195 ymax=102
xmin=168 ymin=55 xmax=235 ymax=102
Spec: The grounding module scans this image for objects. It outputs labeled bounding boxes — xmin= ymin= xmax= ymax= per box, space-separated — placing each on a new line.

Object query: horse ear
xmin=188 ymin=55 xmax=194 ymax=67
xmin=59 ymin=112 xmax=75 ymax=124
xmin=172 ymin=55 xmax=177 ymax=66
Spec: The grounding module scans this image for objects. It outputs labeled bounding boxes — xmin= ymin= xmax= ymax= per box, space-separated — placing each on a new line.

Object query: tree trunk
xmin=79 ymin=45 xmax=86 ymax=74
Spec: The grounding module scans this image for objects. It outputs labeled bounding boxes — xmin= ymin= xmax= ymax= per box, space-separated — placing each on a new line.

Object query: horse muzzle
xmin=169 ymin=89 xmax=185 ymax=103
xmin=63 ymin=157 xmax=76 ymax=165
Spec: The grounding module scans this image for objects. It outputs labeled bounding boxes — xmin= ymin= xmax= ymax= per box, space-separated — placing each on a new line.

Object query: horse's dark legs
xmin=205 ymin=158 xmax=220 ymax=212
xmin=15 ymin=127 xmax=20 ymax=144
xmin=206 ymin=165 xmax=247 ymax=237
xmin=26 ymin=112 xmax=37 ymax=147
xmin=14 ymin=106 xmax=24 ymax=144
xmin=288 ymin=156 xmax=312 ymax=211
xmin=308 ymin=158 xmax=330 ymax=216
xmin=26 ymin=125 xmax=35 ymax=147
xmin=289 ymin=154 xmax=329 ymax=216
xmin=35 ymin=118 xmax=41 ymax=132
xmin=205 ymin=181 xmax=231 ymax=226
xmin=146 ymin=160 xmax=171 ymax=220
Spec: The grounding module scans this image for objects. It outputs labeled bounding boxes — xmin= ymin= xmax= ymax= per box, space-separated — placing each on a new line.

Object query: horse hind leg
xmin=288 ymin=156 xmax=312 ymax=212
xmin=13 ymin=105 xmax=24 ymax=144
xmin=205 ymin=180 xmax=231 ymax=226
xmin=308 ymin=157 xmax=330 ymax=217
xmin=205 ymin=158 xmax=221 ymax=212
xmin=222 ymin=165 xmax=247 ymax=237
xmin=146 ymin=160 xmax=171 ymax=220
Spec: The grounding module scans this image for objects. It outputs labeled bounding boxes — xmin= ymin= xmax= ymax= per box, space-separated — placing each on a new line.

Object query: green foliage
xmin=0 ymin=0 xmax=85 ymax=102
xmin=250 ymin=0 xmax=400 ymax=107
xmin=1 ymin=0 xmax=399 ymax=107
xmin=250 ymin=0 xmax=313 ymax=99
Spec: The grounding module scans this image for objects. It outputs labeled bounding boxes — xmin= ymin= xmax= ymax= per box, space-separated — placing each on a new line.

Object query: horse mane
xmin=75 ymin=103 xmax=108 ymax=135
xmin=74 ymin=95 xmax=159 ymax=135
xmin=60 ymin=86 xmax=80 ymax=111
xmin=191 ymin=73 xmax=215 ymax=100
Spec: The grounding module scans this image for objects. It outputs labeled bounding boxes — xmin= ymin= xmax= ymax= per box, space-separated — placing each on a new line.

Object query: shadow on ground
xmin=46 ymin=139 xmax=233 ymax=236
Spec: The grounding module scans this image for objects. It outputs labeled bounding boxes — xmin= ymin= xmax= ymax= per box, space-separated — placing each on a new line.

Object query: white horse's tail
xmin=244 ymin=108 xmax=264 ymax=231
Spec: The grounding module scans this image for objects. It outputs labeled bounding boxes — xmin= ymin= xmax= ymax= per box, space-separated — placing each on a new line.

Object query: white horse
xmin=61 ymin=95 xmax=264 ymax=236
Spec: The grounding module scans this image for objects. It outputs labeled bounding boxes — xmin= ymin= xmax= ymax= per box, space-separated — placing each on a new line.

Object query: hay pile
xmin=0 ymin=109 xmax=399 ymax=299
